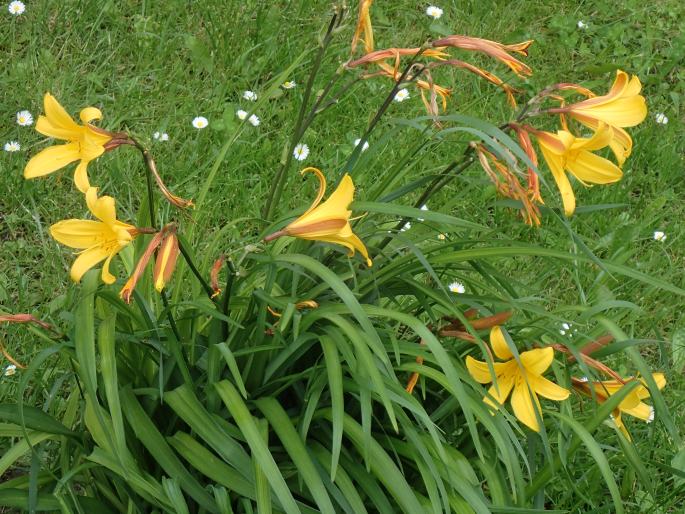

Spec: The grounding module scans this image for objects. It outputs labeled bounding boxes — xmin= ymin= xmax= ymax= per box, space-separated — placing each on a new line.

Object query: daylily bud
xmin=120 ymin=231 xmax=165 ymax=303
xmin=153 ymin=232 xmax=180 ymax=292
xmin=210 ymin=255 xmax=225 ymax=298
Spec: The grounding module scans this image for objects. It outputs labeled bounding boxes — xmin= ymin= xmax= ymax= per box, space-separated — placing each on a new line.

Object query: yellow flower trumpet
xmin=533 ymin=124 xmax=622 ymax=216
xmin=24 ymin=93 xmax=126 ymax=192
xmin=50 ymin=188 xmax=139 ymax=284
xmin=466 ymin=326 xmax=569 ymax=432
xmin=572 ymin=373 xmax=665 ymax=440
xmin=264 ymin=168 xmax=372 ymax=266
xmin=547 ymin=71 xmax=647 ymax=165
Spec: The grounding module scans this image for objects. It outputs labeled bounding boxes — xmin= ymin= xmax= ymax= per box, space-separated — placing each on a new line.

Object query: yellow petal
xmin=299 ymin=167 xmax=327 ymax=217
xmin=316 ymin=228 xmax=373 ymax=267
xmin=612 ymin=411 xmax=632 ymax=440
xmin=292 ymin=174 xmax=354 ymax=227
xmin=539 ymin=143 xmax=576 ymax=216
xmin=490 ymin=325 xmax=513 ymax=360
xmin=35 ymin=115 xmax=80 ymax=140
xmin=80 ymin=106 xmax=103 ymax=123
xmin=530 ymin=374 xmax=570 ymax=401
xmin=43 ymin=93 xmax=80 ymax=134
xmin=519 ymin=347 xmax=554 ymax=376
xmin=100 ymin=254 xmax=117 ymax=285
xmin=50 ymin=220 xmax=108 ymax=249
xmin=485 ymin=371 xmax=515 ymax=406
xmin=73 ymin=160 xmax=91 ymax=193
xmin=24 ymin=143 xmax=81 ymax=179
xmin=81 ymin=128 xmax=110 ymax=159
xmin=510 ymin=377 xmax=542 ymax=432
xmin=566 ymin=151 xmax=623 ymax=185
xmin=70 ymin=246 xmax=111 ymax=283
xmin=570 ymin=123 xmax=613 ymax=152
xmin=86 ymin=187 xmax=117 ymax=225
xmin=574 ymin=97 xmax=647 ymax=128
xmin=622 ymin=401 xmax=653 ymax=422
xmin=466 ymin=356 xmax=511 ymax=384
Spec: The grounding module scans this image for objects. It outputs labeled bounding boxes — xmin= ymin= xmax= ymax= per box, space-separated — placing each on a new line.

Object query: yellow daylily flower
xmin=466 ymin=326 xmax=569 ymax=432
xmin=50 ymin=188 xmax=138 ymax=284
xmin=560 ymin=70 xmax=647 ymax=129
xmin=24 ymin=93 xmax=116 ymax=192
xmin=572 ymin=373 xmax=665 ymax=440
xmin=534 ymin=124 xmax=622 ymax=216
xmin=550 ymin=71 xmax=646 ymax=165
xmin=264 ymin=167 xmax=372 ymax=266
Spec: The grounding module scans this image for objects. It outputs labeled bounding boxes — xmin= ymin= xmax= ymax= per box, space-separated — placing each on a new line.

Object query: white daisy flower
xmin=654 ymin=113 xmax=668 ymax=125
xmin=353 ymin=138 xmax=369 ymax=152
xmin=243 ymin=90 xmax=257 ymax=101
xmin=426 ymin=6 xmax=443 ymax=19
xmin=418 ymin=204 xmax=428 ymax=221
xmin=4 ymin=141 xmax=20 ymax=152
xmin=4 ymin=364 xmax=17 ymax=376
xmin=448 ymin=281 xmax=465 ymax=294
xmin=653 ymin=230 xmax=666 ymax=242
xmin=394 ymin=88 xmax=410 ymax=102
xmin=293 ymin=143 xmax=309 ymax=161
xmin=248 ymin=114 xmax=260 ymax=127
xmin=192 ymin=116 xmax=208 ymax=129
xmin=16 ymin=110 xmax=33 ymax=126
xmin=236 ymin=109 xmax=248 ymax=120
xmin=8 ymin=1 xmax=25 ymax=15
xmin=153 ymin=131 xmax=160 ymax=140
xmin=282 ymin=81 xmax=296 ymax=89
xmin=160 ymin=133 xmax=169 ymax=141
xmin=577 ymin=20 xmax=588 ymax=29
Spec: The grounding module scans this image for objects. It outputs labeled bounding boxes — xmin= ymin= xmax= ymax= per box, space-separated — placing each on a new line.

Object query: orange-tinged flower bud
xmin=432 ymin=36 xmax=533 ymax=78
xmin=153 ymin=232 xmax=180 ymax=292
xmin=210 ymin=255 xmax=225 ymax=298
xmin=120 ymin=231 xmax=165 ymax=303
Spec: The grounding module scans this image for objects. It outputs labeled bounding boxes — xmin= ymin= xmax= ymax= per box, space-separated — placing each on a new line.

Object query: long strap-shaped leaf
xmin=214 ymin=380 xmax=301 ymax=514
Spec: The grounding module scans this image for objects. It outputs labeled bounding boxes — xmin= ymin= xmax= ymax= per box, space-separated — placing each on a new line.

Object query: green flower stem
xmin=262 ymin=9 xmax=342 ymax=221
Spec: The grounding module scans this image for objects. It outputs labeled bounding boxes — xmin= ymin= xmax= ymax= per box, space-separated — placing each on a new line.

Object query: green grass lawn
xmin=1 ymin=0 xmax=684 ymax=512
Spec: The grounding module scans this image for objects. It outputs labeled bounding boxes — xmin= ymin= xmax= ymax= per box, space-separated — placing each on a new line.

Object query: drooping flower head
xmin=572 ymin=373 xmax=665 ymax=440
xmin=24 ymin=93 xmax=120 ymax=192
xmin=466 ymin=326 xmax=569 ymax=432
xmin=533 ymin=124 xmax=622 ymax=216
xmin=264 ymin=168 xmax=372 ymax=266
xmin=50 ymin=188 xmax=138 ymax=284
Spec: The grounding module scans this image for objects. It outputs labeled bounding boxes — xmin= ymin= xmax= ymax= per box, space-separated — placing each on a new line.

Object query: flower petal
xmin=530 ymin=374 xmax=570 ymax=401
xmin=490 ymin=325 xmax=513 ymax=360
xmin=567 ymin=151 xmax=623 ymax=185
xmin=73 ymin=160 xmax=91 ymax=193
xmin=24 ymin=143 xmax=81 ymax=179
xmin=466 ymin=356 xmax=510 ymax=384
xmin=70 ymin=246 xmax=110 ymax=283
xmin=86 ymin=187 xmax=117 ymax=225
xmin=511 ymin=377 xmax=542 ymax=432
xmin=50 ymin=220 xmax=107 ymax=249
xmin=80 ymin=106 xmax=103 ymax=123
xmin=43 ymin=93 xmax=80 ymax=134
xmin=622 ymin=401 xmax=653 ymax=421
xmin=539 ymin=143 xmax=576 ymax=216
xmin=485 ymin=371 xmax=515 ymax=406
xmin=519 ymin=347 xmax=554 ymax=376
